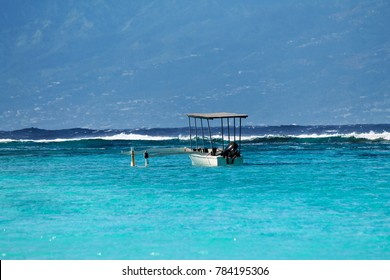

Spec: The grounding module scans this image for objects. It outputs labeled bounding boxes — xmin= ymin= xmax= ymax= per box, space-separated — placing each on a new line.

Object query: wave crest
xmin=0 ymin=133 xmax=177 ymax=143
xmin=241 ymin=131 xmax=390 ymax=142
xmin=0 ymin=129 xmax=389 ymax=143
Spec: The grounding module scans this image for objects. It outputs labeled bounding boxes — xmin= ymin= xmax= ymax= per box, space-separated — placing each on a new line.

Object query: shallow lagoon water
xmin=1 ymin=127 xmax=390 ymax=259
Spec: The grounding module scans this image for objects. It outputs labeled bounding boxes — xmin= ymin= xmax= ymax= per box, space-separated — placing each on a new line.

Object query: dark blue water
xmin=1 ymin=125 xmax=389 ymax=259
xmin=1 ymin=124 xmax=389 ymax=140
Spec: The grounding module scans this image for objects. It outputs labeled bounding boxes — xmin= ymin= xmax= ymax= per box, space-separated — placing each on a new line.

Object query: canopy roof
xmin=186 ymin=112 xmax=248 ymax=119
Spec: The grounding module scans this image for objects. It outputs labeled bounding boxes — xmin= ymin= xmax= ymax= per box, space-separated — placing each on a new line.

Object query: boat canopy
xmin=186 ymin=112 xmax=248 ymax=153
xmin=186 ymin=112 xmax=248 ymax=119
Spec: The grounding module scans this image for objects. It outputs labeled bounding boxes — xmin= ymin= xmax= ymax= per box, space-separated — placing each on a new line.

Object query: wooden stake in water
xmin=130 ymin=148 xmax=135 ymax=167
xmin=144 ymin=150 xmax=149 ymax=167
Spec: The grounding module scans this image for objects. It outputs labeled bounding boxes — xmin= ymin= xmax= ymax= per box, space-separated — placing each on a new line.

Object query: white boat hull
xmin=189 ymin=154 xmax=244 ymax=167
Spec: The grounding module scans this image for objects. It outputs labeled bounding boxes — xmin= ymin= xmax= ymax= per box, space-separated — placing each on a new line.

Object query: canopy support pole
xmin=194 ymin=118 xmax=198 ymax=150
xmin=227 ymin=118 xmax=231 ymax=142
xmin=200 ymin=119 xmax=206 ymax=151
xmin=221 ymin=118 xmax=224 ymax=150
xmin=239 ymin=118 xmax=242 ymax=153
xmin=233 ymin=118 xmax=236 ymax=142
xmin=207 ymin=119 xmax=213 ymax=153
xmin=188 ymin=117 xmax=192 ymax=150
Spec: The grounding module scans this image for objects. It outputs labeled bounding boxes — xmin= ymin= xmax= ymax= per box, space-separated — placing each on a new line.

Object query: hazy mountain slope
xmin=1 ymin=0 xmax=389 ymax=129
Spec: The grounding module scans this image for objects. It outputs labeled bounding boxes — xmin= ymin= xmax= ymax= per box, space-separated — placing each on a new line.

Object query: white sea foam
xmin=98 ymin=133 xmax=174 ymax=141
xmin=0 ymin=133 xmax=177 ymax=143
xmin=0 ymin=139 xmax=16 ymax=143
xmin=239 ymin=131 xmax=390 ymax=141
xmin=183 ymin=131 xmax=390 ymax=141
xmin=0 ymin=138 xmax=85 ymax=143
xmin=1 ymin=131 xmax=389 ymax=143
xmin=293 ymin=131 xmax=390 ymax=141
xmin=345 ymin=131 xmax=390 ymax=141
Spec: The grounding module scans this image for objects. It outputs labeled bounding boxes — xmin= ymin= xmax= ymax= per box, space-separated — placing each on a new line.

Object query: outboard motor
xmin=222 ymin=142 xmax=240 ymax=162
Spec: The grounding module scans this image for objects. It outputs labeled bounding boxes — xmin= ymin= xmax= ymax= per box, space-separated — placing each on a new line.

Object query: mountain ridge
xmin=1 ymin=0 xmax=389 ymax=129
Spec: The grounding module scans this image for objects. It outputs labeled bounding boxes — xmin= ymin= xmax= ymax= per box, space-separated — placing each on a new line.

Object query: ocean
xmin=1 ymin=124 xmax=389 ymax=260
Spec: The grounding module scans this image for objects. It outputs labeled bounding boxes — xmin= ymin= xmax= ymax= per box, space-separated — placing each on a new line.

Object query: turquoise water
xmin=1 ymin=132 xmax=390 ymax=259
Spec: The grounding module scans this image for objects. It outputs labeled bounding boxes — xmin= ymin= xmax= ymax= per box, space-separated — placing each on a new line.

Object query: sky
xmin=1 ymin=0 xmax=389 ymax=130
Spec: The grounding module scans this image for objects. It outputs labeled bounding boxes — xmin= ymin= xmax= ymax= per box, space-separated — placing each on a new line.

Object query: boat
xmin=123 ymin=112 xmax=248 ymax=167
xmin=185 ymin=112 xmax=248 ymax=166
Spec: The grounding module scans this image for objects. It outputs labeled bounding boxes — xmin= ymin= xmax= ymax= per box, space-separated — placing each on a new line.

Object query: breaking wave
xmin=240 ymin=131 xmax=390 ymax=142
xmin=0 ymin=126 xmax=389 ymax=143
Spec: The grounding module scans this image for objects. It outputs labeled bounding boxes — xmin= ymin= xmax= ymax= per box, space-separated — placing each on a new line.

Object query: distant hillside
xmin=1 ymin=0 xmax=389 ymax=129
